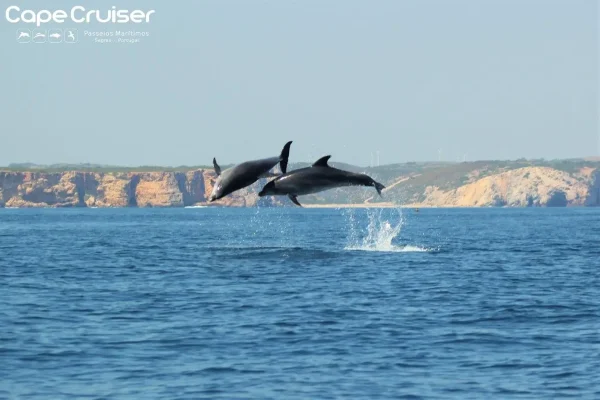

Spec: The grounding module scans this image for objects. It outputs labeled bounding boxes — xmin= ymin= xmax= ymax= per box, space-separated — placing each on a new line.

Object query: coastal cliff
xmin=402 ymin=167 xmax=599 ymax=207
xmin=0 ymin=170 xmax=275 ymax=208
xmin=0 ymin=161 xmax=598 ymax=208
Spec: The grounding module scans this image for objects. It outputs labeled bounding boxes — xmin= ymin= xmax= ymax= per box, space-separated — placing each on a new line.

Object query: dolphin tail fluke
xmin=288 ymin=194 xmax=302 ymax=207
xmin=373 ymin=181 xmax=385 ymax=197
xmin=279 ymin=141 xmax=293 ymax=174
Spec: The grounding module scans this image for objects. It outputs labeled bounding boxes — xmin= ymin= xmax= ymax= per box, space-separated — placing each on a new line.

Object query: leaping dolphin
xmin=258 ymin=155 xmax=385 ymax=207
xmin=209 ymin=141 xmax=293 ymax=202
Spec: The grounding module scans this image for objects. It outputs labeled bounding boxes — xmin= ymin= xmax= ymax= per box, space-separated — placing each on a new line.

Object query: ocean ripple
xmin=1 ymin=207 xmax=599 ymax=399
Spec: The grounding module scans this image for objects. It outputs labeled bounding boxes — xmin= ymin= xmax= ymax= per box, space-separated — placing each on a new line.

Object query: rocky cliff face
xmin=405 ymin=167 xmax=597 ymax=207
xmin=584 ymin=168 xmax=600 ymax=206
xmin=0 ymin=170 xmax=278 ymax=208
xmin=82 ymin=173 xmax=133 ymax=207
xmin=0 ymin=172 xmax=83 ymax=208
xmin=0 ymin=165 xmax=598 ymax=208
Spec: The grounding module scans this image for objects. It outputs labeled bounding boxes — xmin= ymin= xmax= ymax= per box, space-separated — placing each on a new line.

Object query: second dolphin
xmin=258 ymin=155 xmax=385 ymax=206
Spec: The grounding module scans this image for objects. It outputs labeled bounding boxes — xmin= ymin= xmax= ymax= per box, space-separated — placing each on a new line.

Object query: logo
xmin=32 ymin=29 xmax=46 ymax=43
xmin=48 ymin=29 xmax=62 ymax=43
xmin=16 ymin=29 xmax=30 ymax=43
xmin=15 ymin=28 xmax=79 ymax=44
xmin=5 ymin=6 xmax=155 ymax=27
xmin=8 ymin=6 xmax=154 ymax=45
xmin=65 ymin=29 xmax=77 ymax=43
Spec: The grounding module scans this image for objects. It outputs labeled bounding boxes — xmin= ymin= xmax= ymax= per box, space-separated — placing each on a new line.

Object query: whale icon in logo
xmin=48 ymin=29 xmax=62 ymax=43
xmin=32 ymin=29 xmax=47 ymax=43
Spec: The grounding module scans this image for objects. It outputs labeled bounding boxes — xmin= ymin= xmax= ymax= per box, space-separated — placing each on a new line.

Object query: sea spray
xmin=344 ymin=207 xmax=428 ymax=252
xmin=246 ymin=206 xmax=294 ymax=248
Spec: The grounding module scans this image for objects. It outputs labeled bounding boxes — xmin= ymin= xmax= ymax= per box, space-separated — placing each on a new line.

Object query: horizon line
xmin=2 ymin=155 xmax=600 ymax=170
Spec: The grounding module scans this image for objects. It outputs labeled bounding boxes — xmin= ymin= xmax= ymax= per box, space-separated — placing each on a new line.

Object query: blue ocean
xmin=1 ymin=207 xmax=599 ymax=399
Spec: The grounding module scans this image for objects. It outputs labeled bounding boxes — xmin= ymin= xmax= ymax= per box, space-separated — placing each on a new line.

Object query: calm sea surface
xmin=1 ymin=207 xmax=599 ymax=399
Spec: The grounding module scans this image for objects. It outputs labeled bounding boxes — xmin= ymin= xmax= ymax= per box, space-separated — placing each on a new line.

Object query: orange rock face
xmin=2 ymin=166 xmax=596 ymax=208
xmin=1 ymin=172 xmax=83 ymax=207
xmin=0 ymin=169 xmax=279 ymax=208
xmin=405 ymin=167 xmax=598 ymax=207
xmin=134 ymin=172 xmax=184 ymax=207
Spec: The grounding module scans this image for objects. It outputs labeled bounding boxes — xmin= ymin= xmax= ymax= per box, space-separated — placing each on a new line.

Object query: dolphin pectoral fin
xmin=213 ymin=158 xmax=222 ymax=176
xmin=373 ymin=181 xmax=385 ymax=197
xmin=312 ymin=155 xmax=331 ymax=167
xmin=288 ymin=194 xmax=302 ymax=207
xmin=279 ymin=141 xmax=293 ymax=174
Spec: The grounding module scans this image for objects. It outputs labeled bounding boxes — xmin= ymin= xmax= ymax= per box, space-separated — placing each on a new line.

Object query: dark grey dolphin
xmin=258 ymin=155 xmax=385 ymax=207
xmin=209 ymin=141 xmax=293 ymax=202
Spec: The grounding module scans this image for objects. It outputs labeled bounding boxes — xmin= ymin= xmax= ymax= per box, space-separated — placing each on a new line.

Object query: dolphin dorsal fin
xmin=279 ymin=141 xmax=293 ymax=174
xmin=312 ymin=155 xmax=331 ymax=167
xmin=213 ymin=158 xmax=221 ymax=176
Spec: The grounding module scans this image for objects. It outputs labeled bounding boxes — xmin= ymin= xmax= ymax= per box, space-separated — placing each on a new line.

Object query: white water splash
xmin=344 ymin=208 xmax=429 ymax=252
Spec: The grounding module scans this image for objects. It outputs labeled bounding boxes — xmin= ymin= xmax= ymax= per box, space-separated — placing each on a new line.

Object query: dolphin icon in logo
xmin=18 ymin=32 xmax=30 ymax=39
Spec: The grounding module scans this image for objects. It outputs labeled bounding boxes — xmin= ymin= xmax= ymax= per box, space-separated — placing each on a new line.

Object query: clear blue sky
xmin=0 ymin=0 xmax=597 ymax=166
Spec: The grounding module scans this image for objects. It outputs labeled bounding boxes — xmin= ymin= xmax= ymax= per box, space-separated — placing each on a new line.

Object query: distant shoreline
xmin=0 ymin=203 xmax=595 ymax=209
xmin=2 ymin=159 xmax=598 ymax=208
